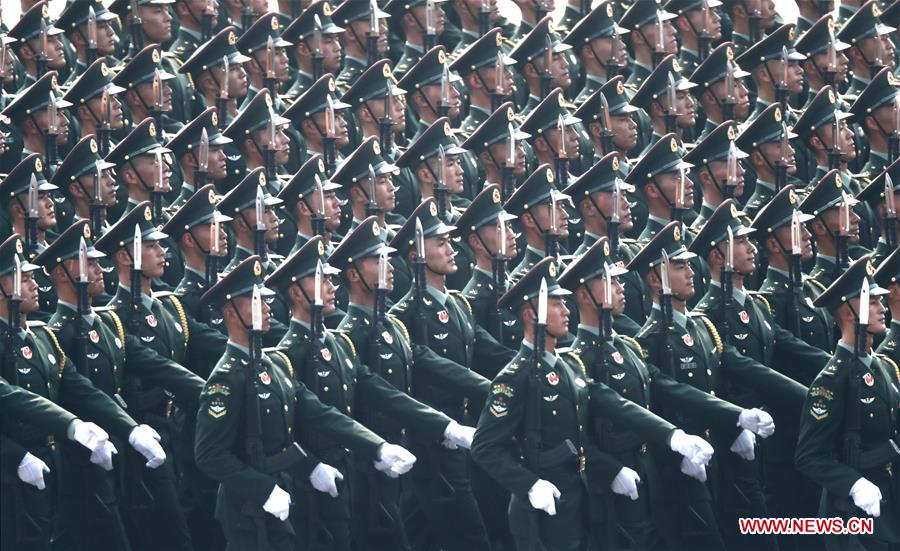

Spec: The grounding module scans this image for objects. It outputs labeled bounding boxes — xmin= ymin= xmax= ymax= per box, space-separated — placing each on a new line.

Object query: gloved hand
xmin=374 ymin=443 xmax=416 ymax=478
xmin=17 ymin=452 xmax=50 ymax=490
xmin=69 ymin=419 xmax=110 ymax=453
xmin=730 ymin=429 xmax=757 ymax=461
xmin=849 ymin=478 xmax=882 ymax=517
xmin=680 ymin=456 xmax=708 ymax=482
xmin=610 ymin=467 xmax=641 ymax=500
xmin=528 ymin=479 xmax=561 ymax=515
xmin=738 ymin=408 xmax=775 ymax=438
xmin=669 ymin=429 xmax=714 ymax=466
xmin=310 ymin=463 xmax=343 ymax=497
xmin=442 ymin=421 xmax=476 ymax=450
xmin=263 ymin=485 xmax=292 ymax=521
xmin=90 ymin=440 xmax=117 ymax=471
xmin=129 ymin=425 xmax=166 ymax=468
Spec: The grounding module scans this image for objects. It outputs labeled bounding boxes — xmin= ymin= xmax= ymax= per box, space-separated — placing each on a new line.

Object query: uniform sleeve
xmin=470 ymin=371 xmax=540 ymax=497
xmin=721 ymin=344 xmax=808 ymax=409
xmin=58 ymin=357 xmax=138 ymax=440
xmin=185 ymin=316 xmax=228 ymax=364
xmin=772 ymin=323 xmax=831 ymax=383
xmin=646 ymin=363 xmax=743 ymax=434
xmin=0 ymin=434 xmax=29 ymax=477
xmin=0 ymin=377 xmax=77 ymax=435
xmin=794 ymin=363 xmax=861 ymax=498
xmin=587 ymin=381 xmax=676 ymax=447
xmin=412 ymin=344 xmax=491 ymax=403
xmin=123 ymin=333 xmax=205 ymax=407
xmin=472 ymin=323 xmax=516 ymax=380
xmin=194 ymin=369 xmax=278 ymax=507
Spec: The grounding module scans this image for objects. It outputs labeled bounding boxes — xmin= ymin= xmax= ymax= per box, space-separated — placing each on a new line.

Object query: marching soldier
xmin=178 ymin=27 xmax=252 ymax=124
xmin=113 ymin=44 xmax=184 ymax=137
xmin=166 ymin=107 xmax=233 ymax=209
xmin=449 ymin=29 xmax=516 ymax=135
xmin=688 ymin=42 xmax=752 ymax=140
xmin=283 ymin=74 xmax=352 ymax=170
xmin=234 ymin=13 xmax=293 ymax=104
xmin=194 ymin=254 xmax=416 ymax=550
xmin=856 ymin=159 xmax=900 ymax=265
xmin=281 ymin=2 xmax=345 ymax=101
xmin=874 ymin=248 xmax=899 ymax=364
xmin=7 ymin=2 xmax=68 ymax=87
xmin=795 ymin=255 xmax=900 ymax=550
xmin=836 ymin=0 xmax=896 ymax=98
xmin=274 ymin=154 xmax=344 ymax=257
xmin=63 ymin=58 xmax=127 ymax=144
xmin=619 ymin=0 xmax=677 ymax=88
xmin=56 ymin=0 xmax=120 ymax=84
xmin=684 ymin=121 xmax=748 ymax=229
xmin=330 ymin=0 xmax=391 ymax=92
xmin=562 ymin=1 xmax=627 ymax=102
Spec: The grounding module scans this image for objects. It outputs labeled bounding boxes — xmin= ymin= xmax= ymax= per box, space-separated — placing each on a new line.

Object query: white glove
xmin=730 ymin=429 xmax=757 ymax=461
xmin=263 ymin=484 xmax=292 ymax=521
xmin=90 ymin=440 xmax=117 ymax=471
xmin=610 ymin=467 xmax=641 ymax=500
xmin=849 ymin=478 xmax=882 ymax=518
xmin=69 ymin=419 xmax=110 ymax=453
xmin=374 ymin=443 xmax=416 ymax=478
xmin=669 ymin=429 xmax=714 ymax=467
xmin=17 ymin=452 xmax=50 ymax=490
xmin=738 ymin=408 xmax=775 ymax=438
xmin=442 ymin=421 xmax=476 ymax=450
xmin=528 ymin=479 xmax=561 ymax=515
xmin=129 ymin=425 xmax=166 ymax=469
xmin=680 ymin=456 xmax=708 ymax=482
xmin=310 ymin=463 xmax=343 ymax=497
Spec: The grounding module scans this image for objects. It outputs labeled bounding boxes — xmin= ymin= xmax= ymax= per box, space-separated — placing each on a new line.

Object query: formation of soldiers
xmin=0 ymin=0 xmax=898 ymax=548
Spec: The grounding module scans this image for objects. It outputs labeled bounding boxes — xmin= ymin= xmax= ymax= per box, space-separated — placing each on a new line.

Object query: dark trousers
xmin=1 ymin=447 xmax=56 ymax=551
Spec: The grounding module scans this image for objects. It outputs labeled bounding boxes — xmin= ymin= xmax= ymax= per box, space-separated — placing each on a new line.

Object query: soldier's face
xmin=587 ymin=36 xmax=626 ymax=66
xmin=138 ymin=5 xmax=173 ymax=43
xmin=312 ymin=110 xmax=350 ymax=148
xmin=136 ymin=79 xmax=173 ymax=113
xmin=850 ymin=294 xmax=887 ymax=334
xmin=77 ymin=20 xmax=117 ymax=55
xmin=872 ymin=101 xmax=899 ymax=136
xmin=534 ymin=50 xmax=571 ymax=89
xmin=655 ymin=171 xmax=695 ymax=209
xmin=476 ymin=218 xmax=517 ymax=258
xmin=421 ymin=81 xmax=461 ymax=119
xmin=821 ymin=204 xmax=860 ymax=242
xmin=757 ymin=140 xmax=796 ymax=174
xmin=254 ymin=126 xmax=291 ymax=165
xmin=366 ymin=173 xmax=397 ymax=212
xmin=547 ymin=126 xmax=580 ymax=160
xmin=299 ymin=273 xmax=337 ymax=313
xmin=0 ymin=44 xmax=14 ymax=82
xmin=350 ymin=19 xmax=389 ymax=54
xmin=488 ymin=141 xmax=527 ymax=175
xmin=324 ymin=191 xmax=342 ymax=231
xmin=811 ymin=48 xmax=850 ymax=84
xmin=594 ymin=189 xmax=633 ymax=231
xmin=773 ymin=222 xmax=813 ymax=261
xmin=586 ymin=275 xmax=625 ymax=315
xmin=763 ymin=59 xmax=805 ymax=95
xmin=253 ymin=46 xmax=290 ymax=81
xmin=62 ymin=257 xmax=105 ymax=295
xmin=423 ymin=233 xmax=457 ymax=275
xmin=129 ymin=154 xmax=172 ymax=194
xmin=221 ymin=62 xmax=249 ymax=98
xmin=709 ymin=78 xmax=751 ymax=121
xmin=707 ymin=157 xmax=746 ymax=198
xmin=476 ymin=64 xmax=514 ymax=96
xmin=816 ymin=119 xmax=856 ymax=161
xmin=356 ymin=254 xmax=395 ymax=291
xmin=139 ymin=240 xmax=166 ymax=278
xmin=858 ymin=35 xmax=896 ymax=68
xmin=665 ymin=91 xmax=696 ymax=128
xmin=683 ymin=8 xmax=721 ymax=40
xmin=544 ymin=296 xmax=570 ymax=338
xmin=429 ymin=154 xmax=464 ymax=194
xmin=77 ymin=168 xmax=118 ymax=206
xmin=194 ymin=221 xmax=229 ymax=257
xmin=320 ymin=34 xmax=343 ymax=73
xmin=730 ymin=234 xmax=756 ymax=273
xmin=409 ymin=4 xmax=445 ymax=34
xmin=458 ymin=0 xmax=499 ymax=21
xmin=5 ymin=271 xmax=40 ymax=313
xmin=639 ymin=20 xmax=677 ymax=55
xmin=86 ymin=93 xmax=125 ymax=129
xmin=667 ymin=259 xmax=694 ymax=300
xmin=529 ymin=200 xmax=569 ymax=237
xmin=20 ymin=190 xmax=57 ymax=230
xmin=232 ymin=294 xmax=271 ymax=332
xmin=27 ymin=35 xmax=66 ymax=68
xmin=207 ymin=146 xmax=228 ymax=180
xmin=610 ymin=114 xmax=638 ymax=151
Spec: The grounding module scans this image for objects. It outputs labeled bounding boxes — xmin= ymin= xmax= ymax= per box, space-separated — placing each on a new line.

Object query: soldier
xmin=504 ymin=166 xmax=570 ymax=282
xmin=330 ymin=0 xmax=391 ymax=92
xmin=51 ymin=135 xmax=117 ymax=232
xmin=234 ymin=13 xmax=292 ymax=104
xmin=0 ymin=154 xmax=58 ymax=256
xmin=55 ymin=0 xmax=119 ymax=83
xmin=449 ymin=28 xmax=516 ymax=135
xmin=836 ymin=0 xmax=896 ymax=97
xmin=106 ymin=118 xmax=172 ymax=220
xmin=628 ymin=221 xmax=806 ymax=549
xmin=35 ymin=220 xmax=204 ymax=550
xmin=630 ymin=54 xmax=698 ymax=152
xmin=684 ymin=121 xmax=748 ymax=229
xmin=383 ymin=0 xmax=446 ymax=75
xmin=283 ymin=74 xmax=352 ymax=169
xmin=388 ymin=197 xmax=509 ymax=550
xmin=558 ymin=237 xmax=758 ymax=550
xmin=222 ymin=89 xmax=293 ymax=185
xmin=178 ymin=27 xmax=251 ymax=124
xmin=166 ymin=107 xmax=233 ymax=209
xmin=562 ymin=1 xmax=628 ymax=102
xmin=470 ymin=256 xmax=713 ymax=550
xmin=269 ymin=235 xmax=468 ymax=549
xmin=519 ymin=89 xmax=581 ymax=187
xmin=194 ymin=254 xmax=415 ymax=550
xmin=573 ymin=76 xmax=641 ymax=167
xmin=6 ymin=2 xmax=67 ymax=87
xmin=850 ymin=68 xmax=900 ymax=181
xmin=63 ymin=58 xmax=127 ymax=143
xmin=688 ymin=42 xmax=752 ymax=140
xmin=112 ymin=44 xmax=182 ymax=136
xmin=618 ymin=0 xmax=678 ymax=87
xmin=448 ymin=0 xmax=501 ymax=53
xmin=795 ymin=15 xmax=851 ymax=102
xmin=169 ymin=0 xmax=217 ymax=61
xmin=395 ymin=47 xmax=462 ymax=139
xmin=562 ymin=153 xmax=647 ymax=331
xmin=274 ymin=154 xmax=343 ymax=256
xmin=734 ymin=24 xmax=806 ymax=121
xmin=874 ymin=248 xmax=899 ymax=362
xmin=0 ymin=233 xmax=165 ymax=550
xmin=795 ymin=255 xmax=900 ymax=550
xmin=719 ymin=0 xmax=778 ymax=53
xmin=281 ymin=2 xmax=345 ymax=101
xmin=109 ymin=0 xmax=175 ymax=57
xmin=856 ymin=159 xmax=900 ymax=264
xmin=508 ymin=16 xmax=572 ymax=113
xmin=668 ymin=0 xmax=723 ymax=75
xmin=752 ymin=185 xmax=836 ymax=354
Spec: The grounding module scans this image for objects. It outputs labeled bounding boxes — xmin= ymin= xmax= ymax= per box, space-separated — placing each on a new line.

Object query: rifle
xmin=554 ymin=115 xmax=569 ymax=190
xmin=665 ymin=72 xmax=678 ymax=134
xmin=775 ymin=121 xmax=789 ymax=191
xmin=502 ymin=123 xmax=516 ymax=202
xmin=97 ymin=88 xmax=112 ymax=157
xmin=833 ymin=191 xmax=851 ymax=280
xmin=718 ymin=227 xmax=734 ymax=347
xmin=323 ymin=96 xmax=337 ymax=173
xmin=201 ymin=0 xmax=214 ymax=41
xmin=787 ymin=210 xmax=804 ymax=338
xmin=196 ymin=128 xmax=210 ymax=188
xmin=129 ymin=0 xmax=145 ymax=51
xmin=524 ymin=278 xmax=549 ymax=551
xmin=658 ymin=250 xmax=676 ymax=377
xmin=311 ymin=176 xmax=327 ymax=237
xmin=45 ymin=92 xmax=59 ymax=168
xmin=607 ymin=179 xmax=621 ymax=252
xmin=151 ymin=69 xmax=164 ymax=134
xmin=379 ymin=80 xmax=394 ymax=152
xmin=823 ymin=28 xmax=838 ymax=88
xmin=265 ymin=104 xmax=278 ymax=181
xmin=438 ymin=64 xmax=451 ymax=119
xmin=366 ymin=164 xmax=380 ymax=218
xmin=491 ymin=54 xmax=506 ymax=112
xmin=595 ymin=265 xmax=617 ymax=549
xmin=216 ymin=56 xmax=230 ymax=125
xmin=5 ymin=256 xmax=22 ymax=386
xmin=311 ymin=15 xmax=324 ymax=80
xmin=254 ymin=185 xmax=269 ymax=263
xmin=478 ymin=0 xmax=490 ymax=36
xmin=367 ymin=0 xmax=381 ymax=66
xmin=884 ymin=174 xmax=897 ymax=251
xmin=412 ymin=218 xmax=428 ymax=346
xmin=205 ymin=209 xmax=223 ymax=288
xmin=245 ymin=285 xmax=271 ymax=550
xmin=697 ymin=0 xmax=712 ymax=60
xmin=151 ymin=150 xmax=165 ymax=225
xmin=488 ymin=217 xmax=508 ymax=341
xmin=724 ymin=142 xmax=739 ymax=200
xmin=828 ymin=109 xmax=842 ymax=171
xmin=90 ymin=162 xmax=105 ymax=237
xmin=424 ymin=0 xmax=437 ymax=50
xmin=434 ymin=145 xmax=448 ymax=221
xmin=540 ymin=37 xmax=553 ymax=98
xmin=74 ymin=238 xmax=90 ymax=377
xmin=264 ymin=37 xmax=278 ymax=95
xmin=722 ymin=62 xmax=736 ymax=122
xmin=890 ymin=96 xmax=899 ymax=164
xmin=24 ymin=176 xmax=39 ymax=258
xmin=239 ymin=0 xmax=254 ymax=33
xmin=652 ymin=11 xmax=666 ymax=68
xmin=776 ymin=46 xmax=790 ymax=113
xmin=36 ymin=19 xmax=48 ymax=76
xmin=598 ymin=94 xmax=615 ymax=156
xmin=86 ymin=6 xmax=99 ymax=65
xmin=544 ymin=191 xmax=559 ymax=260
xmin=747 ymin=0 xmax=761 ymax=44
xmin=671 ymin=165 xmax=687 ymax=227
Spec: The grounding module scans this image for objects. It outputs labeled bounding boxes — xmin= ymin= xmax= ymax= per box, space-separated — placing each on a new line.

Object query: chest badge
xmin=259 ymin=371 xmax=272 ymax=385
xmin=437 ymin=310 xmax=450 ymax=323
xmin=146 ymin=314 xmax=158 ymax=328
xmin=863 ymin=372 xmax=874 ymax=387
xmin=682 ymin=334 xmax=694 ymax=346
xmin=546 ymin=372 xmax=559 ymax=386
xmin=739 ymin=311 xmax=750 ymax=324
xmin=20 ymin=346 xmax=32 ymax=359
xmin=611 ymin=351 xmax=624 ymax=364
xmin=88 ymin=330 xmax=100 ymax=344
xmin=321 ymin=348 xmax=332 ymax=362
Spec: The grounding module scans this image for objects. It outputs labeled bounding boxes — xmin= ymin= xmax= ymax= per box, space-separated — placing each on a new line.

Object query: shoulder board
xmin=39 ymin=325 xmax=67 ymax=376
xmin=449 ymin=290 xmax=473 ymax=317
xmin=388 ymin=314 xmax=411 ymax=345
xmin=161 ymin=294 xmax=190 ymax=346
xmin=750 ymin=293 xmax=773 ymax=316
xmin=153 ymin=291 xmax=176 ymax=298
xmin=636 ymin=319 xmax=659 ymax=338
xmin=266 ymin=348 xmax=295 ymax=379
xmin=877 ymin=354 xmax=900 ymax=384
xmin=562 ymin=350 xmax=587 ymax=377
xmin=335 ymin=331 xmax=357 ymax=357
xmin=619 ymin=335 xmax=646 ymax=358
xmin=92 ymin=305 xmax=117 ymax=312
xmin=807 ymin=278 xmax=827 ymax=292
xmin=696 ymin=315 xmax=724 ymax=355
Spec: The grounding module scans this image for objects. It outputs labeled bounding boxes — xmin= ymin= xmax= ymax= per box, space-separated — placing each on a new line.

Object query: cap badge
xmin=603 ymin=240 xmax=611 ymax=256
xmin=101 ymin=62 xmax=110 ymax=76
xmin=322 ymin=2 xmax=332 ymax=15
xmin=673 ymin=225 xmax=682 ymax=241
xmin=144 ymin=206 xmax=153 ymax=221
xmin=548 ymin=262 xmax=557 ymax=277
xmin=730 ymin=203 xmax=739 ymax=217
xmin=670 ymin=138 xmax=678 ymax=152
xmin=429 ymin=201 xmax=438 ymax=216
xmin=507 ymin=107 xmax=515 ymax=121
xmin=495 ymin=32 xmax=503 ymax=46
xmin=317 ymin=240 xmax=325 ymax=255
xmin=208 ymin=189 xmax=217 ymax=204
xmin=727 ymin=125 xmax=736 ymax=140
xmin=152 ymin=49 xmax=161 ymax=63
xmin=444 ymin=121 xmax=452 ymax=136
xmin=437 ymin=50 xmax=447 ymax=64
xmin=546 ymin=167 xmax=554 ymax=182
xmin=789 ymin=189 xmax=798 ymax=204
xmin=372 ymin=140 xmax=381 ymax=155
xmin=726 ymin=46 xmax=734 ymax=60
xmin=866 ymin=261 xmax=876 ymax=276
xmin=83 ymin=224 xmax=91 ymax=238
xmin=270 ymin=16 xmax=279 ymax=30
xmin=15 ymin=239 xmax=24 ymax=254
xmin=672 ymin=59 xmax=681 ymax=72
xmin=616 ymin=80 xmax=625 ymax=94
xmin=492 ymin=188 xmax=501 ymax=203
xmin=148 ymin=122 xmax=157 ymax=137
xmin=211 ymin=111 xmax=219 ymax=126
xmin=382 ymin=63 xmax=392 ymax=77
xmin=557 ymin=92 xmax=565 ymax=107
xmin=228 ymin=31 xmax=237 ymax=45
xmin=318 ymin=158 xmax=326 ymax=172
xmin=258 ymin=172 xmax=266 ymax=186
xmin=328 ymin=77 xmax=336 ymax=91
xmin=90 ymin=138 xmax=99 ymax=153
xmin=253 ymin=260 xmax=263 ymax=275
xmin=372 ymin=222 xmax=380 ymax=235
xmin=34 ymin=158 xmax=43 ymax=172
xmin=827 ymin=89 xmax=836 ymax=104
xmin=774 ymin=107 xmax=783 ymax=122
xmin=606 ymin=3 xmax=614 ymax=16
xmin=612 ymin=157 xmax=620 ymax=171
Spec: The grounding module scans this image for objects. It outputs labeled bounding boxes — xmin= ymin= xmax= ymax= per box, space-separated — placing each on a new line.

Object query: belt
xmin=255 ymin=442 xmax=310 ymax=474
xmin=859 ymin=438 xmax=900 ymax=471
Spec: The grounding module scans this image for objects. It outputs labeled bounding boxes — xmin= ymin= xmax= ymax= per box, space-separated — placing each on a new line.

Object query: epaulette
xmin=98 ymin=309 xmax=126 ymax=358
xmin=561 ymin=349 xmax=587 ymax=376
xmin=39 ymin=325 xmax=67 ymax=377
xmin=160 ymin=294 xmax=190 ymax=346
xmin=388 ymin=314 xmax=411 ymax=345
xmin=807 ymin=278 xmax=827 ymax=293
xmin=26 ymin=320 xmax=47 ymax=327
xmin=749 ymin=292 xmax=773 ymax=317
xmin=619 ymin=335 xmax=646 ymax=358
xmin=636 ymin=319 xmax=658 ymax=339
xmin=696 ymin=315 xmax=724 ymax=355
xmin=877 ymin=354 xmax=900 ymax=384
xmin=449 ymin=289 xmax=473 ymax=317
xmin=266 ymin=347 xmax=295 ymax=379
xmin=336 ymin=331 xmax=357 ymax=357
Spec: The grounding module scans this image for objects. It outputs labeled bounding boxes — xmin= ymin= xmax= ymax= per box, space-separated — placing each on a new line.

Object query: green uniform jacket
xmin=462 ymin=267 xmax=523 ymax=355
xmin=795 ymin=346 xmax=900 ymax=543
xmin=876 ymin=320 xmax=899 ymax=365
xmin=760 ymin=267 xmax=836 ymax=356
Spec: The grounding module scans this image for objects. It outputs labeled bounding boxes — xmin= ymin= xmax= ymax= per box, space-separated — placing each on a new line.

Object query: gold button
xmin=283 ymin=405 xmax=288 ymax=412
xmin=324 ymin=386 xmax=329 ymax=392
xmin=710 ymin=390 xmax=716 ymax=396
xmin=346 ymin=406 xmax=352 ymax=413
xmin=342 ymin=384 xmax=348 ymax=391
xmin=688 ymin=372 xmax=694 ymax=378
xmin=706 ymin=369 xmax=711 ymax=375
xmin=288 ymin=426 xmax=292 ymax=433
xmin=266 ymin=408 xmax=270 ymax=414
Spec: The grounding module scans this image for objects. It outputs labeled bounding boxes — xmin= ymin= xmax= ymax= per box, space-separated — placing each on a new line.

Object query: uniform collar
xmin=522 ymin=339 xmax=559 ymax=367
xmin=427 ymin=285 xmax=447 ymax=306
xmin=836 ymin=340 xmax=871 ymax=367
xmin=711 ymin=279 xmax=747 ymax=306
xmin=652 ymin=302 xmax=688 ymax=330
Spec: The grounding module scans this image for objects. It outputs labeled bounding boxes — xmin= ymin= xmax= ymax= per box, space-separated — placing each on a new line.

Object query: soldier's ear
xmin=587 ymin=122 xmax=602 ymax=138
